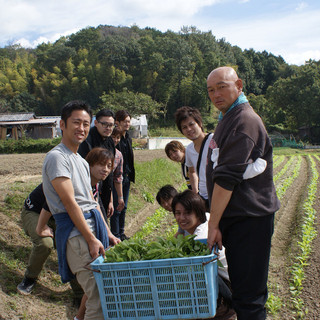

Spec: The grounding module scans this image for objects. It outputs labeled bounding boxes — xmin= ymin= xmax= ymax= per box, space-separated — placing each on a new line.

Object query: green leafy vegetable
xmin=104 ymin=234 xmax=211 ymax=263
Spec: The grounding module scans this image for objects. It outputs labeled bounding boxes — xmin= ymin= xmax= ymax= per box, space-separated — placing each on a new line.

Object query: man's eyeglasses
xmin=98 ymin=121 xmax=115 ymax=128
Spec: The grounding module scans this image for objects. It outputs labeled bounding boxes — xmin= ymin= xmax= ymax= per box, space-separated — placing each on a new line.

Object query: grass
xmin=126 ymin=158 xmax=182 ymax=218
xmin=148 ymin=126 xmax=183 ymax=137
xmin=4 ymin=181 xmax=40 ymax=213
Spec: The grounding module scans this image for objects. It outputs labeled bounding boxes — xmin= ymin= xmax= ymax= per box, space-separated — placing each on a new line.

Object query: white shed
xmin=130 ymin=114 xmax=148 ymax=138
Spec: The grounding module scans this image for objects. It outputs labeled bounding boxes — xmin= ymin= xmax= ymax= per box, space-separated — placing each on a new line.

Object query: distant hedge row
xmin=0 ymin=138 xmax=61 ymax=154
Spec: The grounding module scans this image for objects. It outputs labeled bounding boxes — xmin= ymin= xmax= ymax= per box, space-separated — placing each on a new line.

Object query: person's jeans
xmin=110 ymin=175 xmax=130 ymax=238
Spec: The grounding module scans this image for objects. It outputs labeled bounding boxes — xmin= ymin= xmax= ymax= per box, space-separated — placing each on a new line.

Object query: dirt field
xmin=0 ymin=151 xmax=320 ymax=320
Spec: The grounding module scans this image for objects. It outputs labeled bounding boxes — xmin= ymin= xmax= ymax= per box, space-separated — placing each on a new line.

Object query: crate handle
xmin=202 ymin=245 xmax=219 ymax=266
xmin=202 ymin=256 xmax=218 ymax=266
xmin=83 ymin=245 xmax=113 ymax=272
xmin=84 ymin=255 xmax=106 ymax=273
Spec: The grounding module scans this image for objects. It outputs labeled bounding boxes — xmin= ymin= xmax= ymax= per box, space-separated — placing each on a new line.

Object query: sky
xmin=0 ymin=0 xmax=319 ymax=66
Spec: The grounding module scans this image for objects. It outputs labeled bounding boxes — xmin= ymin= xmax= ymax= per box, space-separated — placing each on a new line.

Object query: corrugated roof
xmin=0 ymin=118 xmax=57 ymax=126
xmin=0 ymin=113 xmax=35 ymax=122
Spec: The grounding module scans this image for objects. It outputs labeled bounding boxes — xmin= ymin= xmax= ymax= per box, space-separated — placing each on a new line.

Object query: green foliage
xmin=0 ymin=137 xmax=61 ymax=154
xmin=100 ymin=89 xmax=164 ymax=119
xmin=133 ymin=207 xmax=174 ymax=240
xmin=266 ymin=60 xmax=320 ymax=130
xmin=142 ymin=191 xmax=154 ymax=203
xmin=104 ymin=234 xmax=210 ymax=263
xmin=1 ymin=25 xmax=298 ymax=128
xmin=266 ymin=292 xmax=283 ymax=316
xmin=148 ymin=126 xmax=182 ymax=137
xmin=275 ymin=156 xmax=302 ymax=199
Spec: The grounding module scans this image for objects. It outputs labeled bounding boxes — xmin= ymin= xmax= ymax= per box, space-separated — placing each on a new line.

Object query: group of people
xmin=161 ymin=67 xmax=280 ymax=320
xmin=16 ymin=66 xmax=279 ymax=320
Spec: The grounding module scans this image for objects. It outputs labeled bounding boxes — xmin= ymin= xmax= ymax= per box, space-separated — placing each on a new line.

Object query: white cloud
xmin=285 ymin=50 xmax=320 ymax=65
xmin=0 ymin=0 xmax=319 ymax=65
xmin=296 ymin=2 xmax=308 ymax=11
xmin=0 ymin=0 xmax=223 ymax=46
xmin=198 ymin=8 xmax=320 ymax=65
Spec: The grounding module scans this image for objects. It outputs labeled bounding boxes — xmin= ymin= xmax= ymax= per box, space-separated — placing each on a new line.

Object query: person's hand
xmin=88 ymin=238 xmax=105 ymax=259
xmin=207 ymin=226 xmax=223 ymax=251
xmin=109 ymin=234 xmax=121 ymax=245
xmin=36 ymin=224 xmax=54 ymax=238
xmin=116 ymin=199 xmax=125 ymax=211
xmin=107 ymin=202 xmax=114 ymax=218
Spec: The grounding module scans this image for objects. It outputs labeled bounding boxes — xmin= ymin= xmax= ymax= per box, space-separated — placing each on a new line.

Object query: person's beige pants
xmin=67 ymin=235 xmax=104 ymax=320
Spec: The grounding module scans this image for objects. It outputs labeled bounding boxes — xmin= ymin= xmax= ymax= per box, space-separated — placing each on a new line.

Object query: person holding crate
xmin=206 ymin=66 xmax=280 ymax=320
xmin=164 ymin=188 xmax=235 ymax=319
xmin=42 ymin=100 xmax=120 ymax=320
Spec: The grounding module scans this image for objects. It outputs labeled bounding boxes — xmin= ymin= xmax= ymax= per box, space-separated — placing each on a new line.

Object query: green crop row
xmin=273 ymin=155 xmax=285 ymax=169
xmin=275 ymin=156 xmax=302 ymax=200
xmin=273 ymin=156 xmax=295 ymax=183
xmin=132 ymin=207 xmax=172 ymax=240
xmin=289 ymin=155 xmax=318 ymax=318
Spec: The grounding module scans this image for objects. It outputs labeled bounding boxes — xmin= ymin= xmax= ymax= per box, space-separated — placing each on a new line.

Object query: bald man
xmin=206 ymin=67 xmax=280 ymax=320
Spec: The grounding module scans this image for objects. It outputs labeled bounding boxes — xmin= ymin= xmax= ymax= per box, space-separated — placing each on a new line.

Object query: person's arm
xmin=207 ymin=183 xmax=233 ymax=251
xmin=114 ymin=182 xmax=125 ymax=211
xmin=113 ymin=150 xmax=125 ymax=211
xmin=51 ymin=177 xmax=105 ymax=259
xmin=107 ymin=193 xmax=114 ymax=218
xmin=36 ymin=208 xmax=54 ymax=238
xmin=188 ymin=167 xmax=199 ymax=193
xmin=90 ymin=190 xmax=121 ymax=245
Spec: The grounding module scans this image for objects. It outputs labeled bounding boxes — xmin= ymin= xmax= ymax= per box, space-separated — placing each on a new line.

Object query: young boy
xmin=165 ymin=140 xmax=191 ymax=189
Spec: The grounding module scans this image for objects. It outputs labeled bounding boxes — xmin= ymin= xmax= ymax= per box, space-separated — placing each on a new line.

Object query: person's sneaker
xmin=17 ymin=277 xmax=36 ymax=295
xmin=120 ymin=234 xmax=130 ymax=241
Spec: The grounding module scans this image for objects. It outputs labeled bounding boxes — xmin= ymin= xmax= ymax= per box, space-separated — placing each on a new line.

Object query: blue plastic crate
xmin=90 ymin=250 xmax=218 ymax=320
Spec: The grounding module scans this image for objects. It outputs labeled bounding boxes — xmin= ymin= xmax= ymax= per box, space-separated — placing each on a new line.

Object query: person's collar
xmin=218 ymin=92 xmax=248 ymax=121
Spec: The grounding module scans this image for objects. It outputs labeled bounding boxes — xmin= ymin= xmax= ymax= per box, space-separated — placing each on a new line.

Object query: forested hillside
xmin=0 ymin=25 xmax=320 ymax=137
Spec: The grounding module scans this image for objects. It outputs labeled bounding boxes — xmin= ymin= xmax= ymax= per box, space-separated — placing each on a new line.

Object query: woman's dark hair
xmin=174 ymin=106 xmax=203 ymax=133
xmin=85 ymin=147 xmax=114 ymax=167
xmin=111 ymin=126 xmax=122 ymax=137
xmin=115 ymin=110 xmax=131 ymax=122
xmin=171 ymin=189 xmax=206 ymax=223
xmin=156 ymin=185 xmax=178 ymax=206
xmin=61 ymin=100 xmax=92 ymax=125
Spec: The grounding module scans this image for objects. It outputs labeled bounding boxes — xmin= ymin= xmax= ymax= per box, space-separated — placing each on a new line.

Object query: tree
xmin=100 ymin=89 xmax=164 ymax=119
xmin=266 ymin=61 xmax=320 ymax=130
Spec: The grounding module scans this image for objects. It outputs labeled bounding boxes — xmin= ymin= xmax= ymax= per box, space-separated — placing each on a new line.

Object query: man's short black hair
xmin=174 ymin=106 xmax=203 ymax=133
xmin=95 ymin=109 xmax=115 ymax=121
xmin=61 ymin=100 xmax=92 ymax=125
xmin=156 ymin=185 xmax=178 ymax=205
